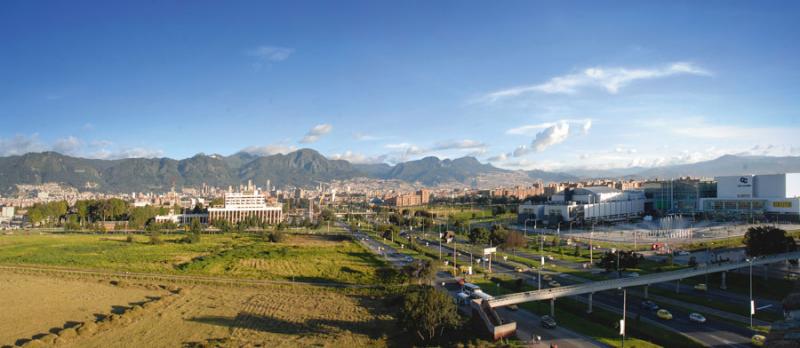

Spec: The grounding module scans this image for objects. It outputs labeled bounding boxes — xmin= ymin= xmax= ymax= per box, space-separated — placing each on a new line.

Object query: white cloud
xmin=531 ymin=122 xmax=571 ymax=152
xmin=248 ymin=45 xmax=294 ymax=62
xmin=299 ymin=124 xmax=333 ymax=144
xmin=487 ymin=153 xmax=508 ymax=163
xmin=507 ymin=119 xmax=590 ymax=157
xmin=581 ymin=119 xmax=592 ymax=135
xmin=480 ymin=62 xmax=710 ymax=102
xmin=53 ymin=136 xmax=82 ymax=155
xmin=88 ymin=146 xmax=164 ymax=159
xmin=0 ymin=134 xmax=47 ymax=156
xmin=507 ymin=118 xmax=592 ymax=136
xmin=640 ymin=117 xmax=800 ymax=141
xmin=383 ymin=139 xmax=487 ymax=162
xmin=431 ymin=139 xmax=486 ymax=151
xmin=353 ymin=132 xmax=380 ymax=141
xmin=110 ymin=147 xmax=164 ymax=159
xmin=329 ymin=151 xmax=387 ymax=164
xmin=242 ymin=144 xmax=298 ymax=156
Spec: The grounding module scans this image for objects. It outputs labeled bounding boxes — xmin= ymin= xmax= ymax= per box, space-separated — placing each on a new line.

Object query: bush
xmin=149 ymin=231 xmax=163 ymax=245
xmin=269 ymin=230 xmax=286 ymax=243
xmin=126 ymin=235 xmax=134 ymax=243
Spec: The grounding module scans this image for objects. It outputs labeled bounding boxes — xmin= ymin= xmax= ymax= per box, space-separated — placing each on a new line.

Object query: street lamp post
xmin=748 ymin=257 xmax=754 ymax=329
xmin=590 ymin=223 xmax=595 ymax=265
xmin=524 ymin=218 xmax=535 ymax=238
xmin=539 ymin=227 xmax=545 ymax=290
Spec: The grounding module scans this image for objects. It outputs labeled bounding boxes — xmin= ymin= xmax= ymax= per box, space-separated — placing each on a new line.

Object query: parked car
xmin=694 ymin=283 xmax=708 ymax=291
xmin=677 ymin=250 xmax=691 ymax=256
xmin=543 ymin=275 xmax=552 ymax=281
xmin=625 ymin=272 xmax=640 ymax=278
xmin=657 ymin=309 xmax=673 ymax=320
xmin=548 ymin=281 xmax=561 ymax=287
xmin=751 ymin=334 xmax=766 ymax=346
xmin=541 ymin=315 xmax=557 ymax=329
xmin=641 ymin=300 xmax=659 ymax=311
xmin=689 ymin=313 xmax=706 ymax=323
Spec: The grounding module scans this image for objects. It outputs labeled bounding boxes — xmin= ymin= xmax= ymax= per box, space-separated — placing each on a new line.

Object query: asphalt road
xmin=419 ymin=236 xmax=758 ymax=347
xmin=353 ymin=225 xmax=607 ymax=347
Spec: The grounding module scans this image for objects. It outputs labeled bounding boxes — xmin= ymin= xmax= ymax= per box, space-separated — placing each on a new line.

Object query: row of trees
xmin=26 ymin=198 xmax=203 ymax=228
xmin=468 ymin=225 xmax=526 ymax=252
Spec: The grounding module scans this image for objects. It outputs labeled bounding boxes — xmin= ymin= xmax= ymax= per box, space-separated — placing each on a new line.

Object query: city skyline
xmin=2 ymin=1 xmax=799 ymax=171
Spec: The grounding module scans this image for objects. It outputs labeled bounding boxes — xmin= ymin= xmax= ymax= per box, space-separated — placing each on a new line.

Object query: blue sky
xmin=1 ymin=1 xmax=798 ymax=170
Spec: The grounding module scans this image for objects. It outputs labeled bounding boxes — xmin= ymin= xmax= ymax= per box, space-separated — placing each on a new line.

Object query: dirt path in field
xmin=0 ymin=272 xmax=166 ymax=346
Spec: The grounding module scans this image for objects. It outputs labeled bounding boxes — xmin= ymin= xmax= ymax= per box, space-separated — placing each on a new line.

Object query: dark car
xmin=541 ymin=315 xmax=557 ymax=329
xmin=641 ymin=300 xmax=659 ymax=311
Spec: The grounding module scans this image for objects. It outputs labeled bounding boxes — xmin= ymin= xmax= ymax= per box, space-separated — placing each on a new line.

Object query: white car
xmin=689 ymin=313 xmax=706 ymax=323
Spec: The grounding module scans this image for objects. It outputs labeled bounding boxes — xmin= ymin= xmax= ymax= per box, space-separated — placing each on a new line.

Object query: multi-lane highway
xmin=412 ymin=232 xmax=767 ymax=347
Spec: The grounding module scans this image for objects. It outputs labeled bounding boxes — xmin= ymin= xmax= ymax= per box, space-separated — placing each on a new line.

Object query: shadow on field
xmin=187 ymin=295 xmax=401 ymax=344
xmin=189 ymin=314 xmax=393 ymax=340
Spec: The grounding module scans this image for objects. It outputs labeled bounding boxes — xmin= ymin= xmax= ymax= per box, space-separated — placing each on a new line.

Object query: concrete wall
xmin=755 ymin=174 xmax=787 ymax=198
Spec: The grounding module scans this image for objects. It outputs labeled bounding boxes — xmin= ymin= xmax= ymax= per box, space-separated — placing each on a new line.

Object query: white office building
xmin=519 ymin=186 xmax=645 ymax=224
xmin=208 ymin=189 xmax=283 ymax=225
xmin=699 ymin=173 xmax=800 ymax=221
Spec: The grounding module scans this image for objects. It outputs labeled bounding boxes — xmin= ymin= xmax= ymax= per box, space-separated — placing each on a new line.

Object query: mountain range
xmin=0 ymin=150 xmax=798 ymax=194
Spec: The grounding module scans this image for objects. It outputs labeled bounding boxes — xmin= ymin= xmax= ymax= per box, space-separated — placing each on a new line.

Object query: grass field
xmin=0 ymin=233 xmax=385 ymax=285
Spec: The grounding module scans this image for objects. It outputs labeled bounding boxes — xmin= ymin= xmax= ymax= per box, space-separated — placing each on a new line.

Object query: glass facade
xmin=643 ymin=179 xmax=717 ymax=215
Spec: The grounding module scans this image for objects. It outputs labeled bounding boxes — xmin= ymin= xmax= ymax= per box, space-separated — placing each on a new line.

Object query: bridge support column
xmin=720 ymin=271 xmax=727 ymax=290
xmin=550 ymin=298 xmax=555 ymax=317
xmin=644 ymin=285 xmax=649 ymax=299
xmin=587 ymin=293 xmax=593 ymax=314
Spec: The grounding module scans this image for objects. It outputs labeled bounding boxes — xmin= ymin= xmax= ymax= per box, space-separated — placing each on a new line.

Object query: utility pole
xmin=453 ymin=235 xmax=458 ymax=275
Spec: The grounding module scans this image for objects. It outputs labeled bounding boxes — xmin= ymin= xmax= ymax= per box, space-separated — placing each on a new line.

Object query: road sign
xmin=619 ymin=319 xmax=625 ymax=335
xmin=751 ymin=300 xmax=756 ymax=315
xmin=483 ymin=247 xmax=497 ymax=255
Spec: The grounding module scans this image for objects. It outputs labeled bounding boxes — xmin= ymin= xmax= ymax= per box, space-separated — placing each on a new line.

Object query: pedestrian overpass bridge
xmin=487 ymin=250 xmax=800 ymax=308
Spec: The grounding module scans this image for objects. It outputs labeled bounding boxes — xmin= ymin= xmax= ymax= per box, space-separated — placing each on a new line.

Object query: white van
xmin=463 ymin=283 xmax=481 ymax=295
xmin=472 ymin=290 xmax=494 ymax=302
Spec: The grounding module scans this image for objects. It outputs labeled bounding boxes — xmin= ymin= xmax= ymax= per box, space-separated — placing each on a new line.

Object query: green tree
xmin=489 ymin=224 xmax=508 ymax=246
xmin=398 ymin=286 xmax=460 ymax=342
xmin=744 ymin=226 xmax=798 ymax=257
xmin=468 ymin=227 xmax=490 ymax=245
xmin=185 ymin=218 xmax=202 ymax=243
xmin=597 ymin=250 xmax=643 ymax=273
xmin=146 ymin=223 xmax=163 ymax=245
xmin=376 ymin=267 xmax=407 ymax=285
xmin=402 ymin=259 xmax=436 ymax=285
xmin=320 ymin=208 xmax=336 ymax=221
xmin=75 ymin=200 xmax=90 ymax=225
